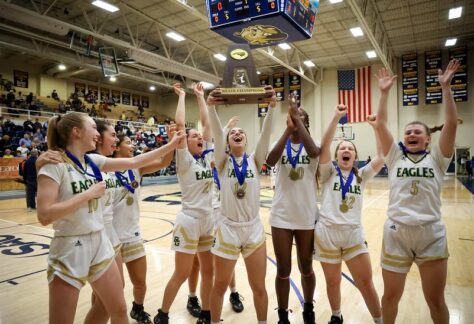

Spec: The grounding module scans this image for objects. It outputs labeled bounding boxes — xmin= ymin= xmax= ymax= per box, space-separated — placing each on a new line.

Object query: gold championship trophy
xmin=214 ymin=44 xmax=273 ymax=104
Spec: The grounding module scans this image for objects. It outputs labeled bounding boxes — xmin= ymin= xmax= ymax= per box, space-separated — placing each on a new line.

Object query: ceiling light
xmin=366 ymin=50 xmax=377 ymax=58
xmin=166 ymin=31 xmax=185 ymax=42
xmin=329 ymin=0 xmax=343 ymax=3
xmin=92 ymin=1 xmax=119 ymax=13
xmin=257 ymin=71 xmax=261 ymax=75
xmin=213 ymin=53 xmax=227 ymax=61
xmin=200 ymin=81 xmax=215 ymax=90
xmin=449 ymin=7 xmax=462 ymax=20
xmin=109 ymin=76 xmax=117 ymax=82
xmin=278 ymin=43 xmax=291 ymax=50
xmin=304 ymin=60 xmax=315 ymax=67
xmin=149 ymin=85 xmax=156 ymax=91
xmin=58 ymin=64 xmax=66 ymax=71
xmin=445 ymin=38 xmax=457 ymax=47
xmin=350 ymin=27 xmax=364 ymax=37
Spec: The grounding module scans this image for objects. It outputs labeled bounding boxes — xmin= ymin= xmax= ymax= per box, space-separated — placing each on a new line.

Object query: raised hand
xmin=438 ymin=59 xmax=461 ymax=88
xmin=206 ymin=89 xmax=225 ymax=106
xmin=193 ymin=82 xmax=205 ymax=97
xmin=173 ymin=83 xmax=185 ymax=96
xmin=335 ymin=104 xmax=348 ymax=118
xmin=225 ymin=116 xmax=240 ymax=129
xmin=263 ymin=85 xmax=277 ymax=107
xmin=376 ymin=68 xmax=397 ymax=93
xmin=170 ymin=130 xmax=185 ymax=146
xmin=288 ymin=93 xmax=299 ymax=118
xmin=286 ymin=112 xmax=296 ymax=131
xmin=366 ymin=114 xmax=377 ymax=127
xmin=166 ymin=124 xmax=178 ymax=139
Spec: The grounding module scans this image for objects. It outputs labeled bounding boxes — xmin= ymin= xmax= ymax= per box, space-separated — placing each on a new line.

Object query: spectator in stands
xmin=23 ymin=148 xmax=38 ymax=211
xmin=146 ymin=115 xmax=155 ymax=126
xmin=90 ymin=105 xmax=97 ymax=117
xmin=2 ymin=148 xmax=13 ymax=158
xmin=0 ymin=135 xmax=11 ymax=154
xmin=19 ymin=133 xmax=32 ymax=148
xmin=65 ymin=100 xmax=72 ymax=111
xmin=42 ymin=119 xmax=48 ymax=133
xmin=2 ymin=119 xmax=15 ymax=136
xmin=15 ymin=149 xmax=23 ymax=157
xmin=24 ymin=119 xmax=35 ymax=133
xmin=51 ymin=89 xmax=60 ymax=101
xmin=0 ymin=94 xmax=6 ymax=105
xmin=6 ymin=89 xmax=15 ymax=106
xmin=26 ymin=92 xmax=34 ymax=105
xmin=120 ymin=111 xmax=127 ymax=121
xmin=33 ymin=118 xmax=42 ymax=131
xmin=58 ymin=101 xmax=67 ymax=114
xmin=29 ymin=100 xmax=40 ymax=116
xmin=33 ymin=128 xmax=44 ymax=142
xmin=16 ymin=91 xmax=24 ymax=105
xmin=16 ymin=142 xmax=29 ymax=157
xmin=137 ymin=104 xmax=144 ymax=116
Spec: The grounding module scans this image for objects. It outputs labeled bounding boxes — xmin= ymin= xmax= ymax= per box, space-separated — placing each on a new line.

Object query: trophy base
xmin=216 ymin=87 xmax=271 ymax=104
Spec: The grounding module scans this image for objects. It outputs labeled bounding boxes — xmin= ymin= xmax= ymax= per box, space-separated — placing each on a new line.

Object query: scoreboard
xmin=206 ymin=0 xmax=319 ymax=48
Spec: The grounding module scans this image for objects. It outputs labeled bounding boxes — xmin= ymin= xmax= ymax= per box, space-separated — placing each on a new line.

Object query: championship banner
xmin=112 ymin=89 xmax=121 ymax=104
xmin=425 ymin=51 xmax=442 ymax=104
xmin=100 ymin=88 xmax=110 ymax=101
xmin=449 ymin=46 xmax=468 ymax=102
xmin=141 ymin=96 xmax=149 ymax=108
xmin=0 ymin=157 xmax=24 ymax=179
xmin=88 ymin=85 xmax=98 ymax=97
xmin=258 ymin=74 xmax=270 ymax=112
xmin=289 ymin=71 xmax=301 ymax=105
xmin=122 ymin=92 xmax=131 ymax=105
xmin=402 ymin=53 xmax=419 ymax=106
xmin=132 ymin=94 xmax=140 ymax=106
xmin=273 ymin=72 xmax=285 ymax=101
xmin=13 ymin=70 xmax=28 ymax=88
xmin=75 ymin=82 xmax=86 ymax=96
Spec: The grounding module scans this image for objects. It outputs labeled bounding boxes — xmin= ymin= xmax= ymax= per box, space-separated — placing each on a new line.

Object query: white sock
xmin=230 ymin=287 xmax=237 ymax=293
xmin=188 ymin=292 xmax=196 ymax=297
xmin=332 ymin=310 xmax=342 ymax=318
xmin=211 ymin=322 xmax=220 ymax=324
xmin=257 ymin=321 xmax=267 ymax=324
xmin=374 ymin=316 xmax=383 ymax=324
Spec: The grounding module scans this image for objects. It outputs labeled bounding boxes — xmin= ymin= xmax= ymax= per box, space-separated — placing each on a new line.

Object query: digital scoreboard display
xmin=207 ymin=0 xmax=319 ymax=48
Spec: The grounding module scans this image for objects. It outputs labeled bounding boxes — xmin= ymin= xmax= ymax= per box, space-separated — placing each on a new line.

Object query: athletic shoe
xmin=229 ymin=292 xmax=244 ymax=313
xmin=328 ymin=315 xmax=343 ymax=324
xmin=153 ymin=309 xmax=169 ymax=324
xmin=130 ymin=303 xmax=152 ymax=324
xmin=187 ymin=296 xmax=201 ymax=317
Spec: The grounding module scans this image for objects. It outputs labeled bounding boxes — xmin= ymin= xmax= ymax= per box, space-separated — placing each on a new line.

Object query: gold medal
xmin=339 ymin=202 xmax=349 ymax=213
xmin=289 ymin=168 xmax=299 ymax=181
xmin=236 ymin=188 xmax=246 ymax=199
xmin=131 ymin=180 xmax=139 ymax=189
xmin=126 ymin=196 xmax=134 ymax=206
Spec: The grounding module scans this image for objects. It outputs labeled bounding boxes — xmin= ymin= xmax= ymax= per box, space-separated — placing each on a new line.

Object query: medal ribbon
xmin=65 ymin=150 xmax=103 ymax=182
xmin=398 ymin=142 xmax=427 ymax=156
xmin=286 ymin=139 xmax=304 ymax=169
xmin=230 ymin=154 xmax=248 ymax=186
xmin=335 ymin=166 xmax=354 ymax=201
xmin=193 ymin=148 xmax=214 ymax=161
xmin=212 ymin=167 xmax=220 ymax=190
xmin=115 ymin=170 xmax=137 ymax=194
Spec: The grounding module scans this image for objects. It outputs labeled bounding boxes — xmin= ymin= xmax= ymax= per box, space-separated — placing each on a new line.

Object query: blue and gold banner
xmin=289 ymin=71 xmax=301 ymax=105
xmin=13 ymin=70 xmax=28 ymax=88
xmin=100 ymin=88 xmax=110 ymax=101
xmin=273 ymin=72 xmax=285 ymax=101
xmin=402 ymin=53 xmax=418 ymax=106
xmin=122 ymin=92 xmax=131 ymax=105
xmin=112 ymin=89 xmax=121 ymax=104
xmin=141 ymin=96 xmax=149 ymax=108
xmin=449 ymin=46 xmax=468 ymax=102
xmin=425 ymin=51 xmax=442 ymax=104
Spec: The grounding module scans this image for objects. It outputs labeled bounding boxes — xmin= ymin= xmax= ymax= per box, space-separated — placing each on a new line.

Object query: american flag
xmin=338 ymin=66 xmax=372 ymax=123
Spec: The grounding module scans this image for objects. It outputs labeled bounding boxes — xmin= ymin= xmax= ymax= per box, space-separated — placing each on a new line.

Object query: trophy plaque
xmin=215 ymin=44 xmax=272 ymax=105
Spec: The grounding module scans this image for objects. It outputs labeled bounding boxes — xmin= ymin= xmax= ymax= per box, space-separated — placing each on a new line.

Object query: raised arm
xmin=173 ymin=83 xmax=187 ymax=149
xmin=366 ymin=115 xmax=385 ymax=173
xmin=37 ymin=177 xmax=105 ymax=226
xmin=254 ymin=86 xmax=276 ymax=168
xmin=373 ymin=68 xmax=397 ymax=156
xmin=102 ymin=131 xmax=184 ymax=172
xmin=266 ymin=114 xmax=293 ymax=167
xmin=288 ymin=95 xmax=320 ymax=158
xmin=194 ymin=82 xmax=212 ymax=142
xmin=320 ymin=105 xmax=347 ymax=164
xmin=207 ymin=89 xmax=227 ymax=173
xmin=437 ymin=59 xmax=461 ymax=157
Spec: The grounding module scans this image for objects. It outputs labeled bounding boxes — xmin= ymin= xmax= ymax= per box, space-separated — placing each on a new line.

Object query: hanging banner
xmin=13 ymin=70 xmax=28 ymax=88
xmin=141 ymin=96 xmax=149 ymax=108
xmin=75 ymin=82 xmax=86 ymax=96
xmin=402 ymin=53 xmax=419 ymax=106
xmin=449 ymin=46 xmax=468 ymax=102
xmin=122 ymin=92 xmax=131 ymax=105
xmin=111 ymin=89 xmax=121 ymax=104
xmin=289 ymin=71 xmax=301 ymax=105
xmin=100 ymin=88 xmax=110 ymax=101
xmin=425 ymin=51 xmax=442 ymax=104
xmin=273 ymin=72 xmax=285 ymax=101
xmin=132 ymin=94 xmax=140 ymax=106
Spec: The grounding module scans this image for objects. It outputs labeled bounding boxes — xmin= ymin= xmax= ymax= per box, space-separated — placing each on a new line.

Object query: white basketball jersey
xmin=385 ymin=142 xmax=451 ymax=225
xmin=176 ymin=142 xmax=214 ymax=218
xmin=112 ymin=169 xmax=142 ymax=242
xmin=318 ymin=163 xmax=376 ymax=226
xmin=219 ymin=154 xmax=260 ymax=223
xmin=38 ymin=153 xmax=107 ymax=236
xmin=101 ymin=171 xmax=120 ymax=225
xmin=270 ymin=141 xmax=319 ymax=229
